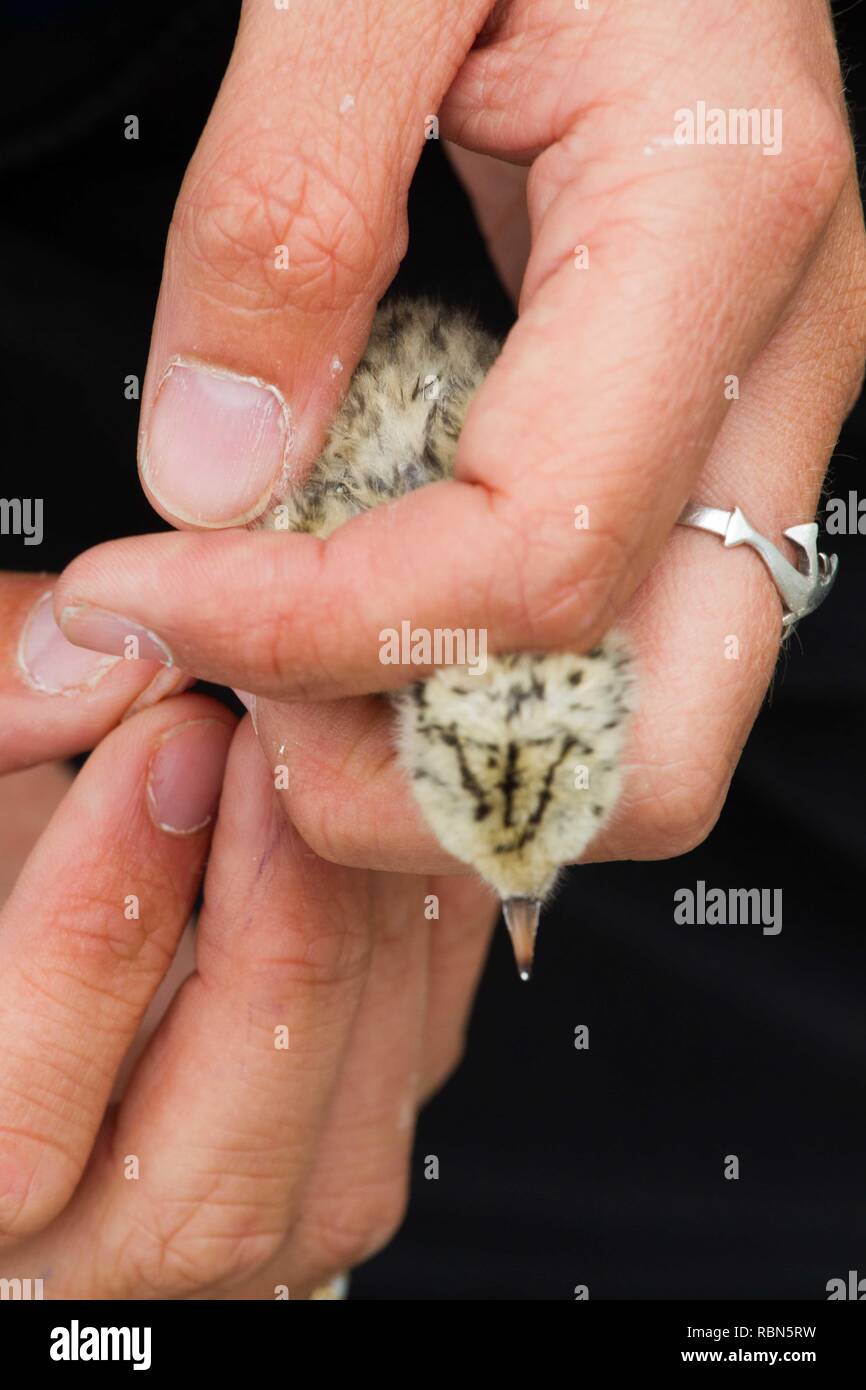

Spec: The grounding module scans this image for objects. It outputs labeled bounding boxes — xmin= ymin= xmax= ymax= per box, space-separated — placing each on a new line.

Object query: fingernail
xmin=232 ymin=688 xmax=258 ymax=732
xmin=60 ymin=606 xmax=173 ymax=665
xmin=123 ymin=669 xmax=196 ymax=723
xmin=146 ymin=718 xmax=233 ymax=834
xmin=141 ymin=360 xmax=291 ymax=526
xmin=18 ymin=591 xmax=119 ymax=695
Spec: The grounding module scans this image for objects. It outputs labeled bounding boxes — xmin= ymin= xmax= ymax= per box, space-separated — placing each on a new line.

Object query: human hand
xmin=0 ymin=692 xmax=493 ymax=1297
xmin=0 ymin=571 xmax=194 ymax=777
xmin=54 ymin=0 xmax=866 ymax=875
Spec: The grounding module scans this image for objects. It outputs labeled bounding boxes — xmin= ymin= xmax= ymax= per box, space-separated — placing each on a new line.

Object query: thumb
xmin=139 ymin=0 xmax=493 ymax=529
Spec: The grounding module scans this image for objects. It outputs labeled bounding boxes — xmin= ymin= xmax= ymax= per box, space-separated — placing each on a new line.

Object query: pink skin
xmin=0 ymin=573 xmax=190 ymax=774
xmin=0 ymin=701 xmax=493 ymax=1298
xmin=0 ymin=586 xmax=484 ymax=1300
xmin=54 ymin=0 xmax=865 ymax=874
xmin=1 ymin=0 xmax=865 ymax=1297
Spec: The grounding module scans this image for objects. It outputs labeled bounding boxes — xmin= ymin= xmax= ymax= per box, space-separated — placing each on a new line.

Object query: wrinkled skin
xmin=1 ymin=0 xmax=864 ymax=1297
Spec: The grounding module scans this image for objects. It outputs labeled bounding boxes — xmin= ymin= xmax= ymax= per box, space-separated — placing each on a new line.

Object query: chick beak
xmin=502 ymin=897 xmax=542 ymax=982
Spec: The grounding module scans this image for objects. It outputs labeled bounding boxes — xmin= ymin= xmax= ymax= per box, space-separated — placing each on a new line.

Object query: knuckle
xmin=0 ymin=1126 xmax=79 ymax=1243
xmin=305 ymin=1179 xmax=408 ymax=1271
xmin=42 ymin=883 xmax=172 ymax=976
xmin=284 ymin=773 xmax=366 ymax=871
xmin=765 ymin=84 xmax=853 ymax=234
xmin=633 ymin=763 xmax=727 ymax=860
xmin=525 ymin=525 xmax=632 ymax=649
xmin=177 ymin=139 xmax=395 ymax=317
xmin=238 ymin=819 xmax=374 ymax=989
xmin=115 ymin=1203 xmax=285 ymax=1298
xmin=137 ymin=1230 xmax=282 ymax=1299
xmin=486 ymin=487 xmax=626 ymax=650
xmin=255 ymin=913 xmax=372 ymax=993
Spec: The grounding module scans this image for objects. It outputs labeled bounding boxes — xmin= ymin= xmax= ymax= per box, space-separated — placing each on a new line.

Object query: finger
xmin=0 ymin=573 xmax=192 ymax=774
xmin=88 ymin=720 xmax=383 ymax=1297
xmin=585 ymin=199 xmax=866 ymax=864
xmin=0 ymin=694 xmax=234 ymax=1241
xmin=137 ymin=0 xmax=494 ymax=531
xmin=443 ymin=142 xmax=529 ymax=302
xmin=418 ymin=876 xmax=497 ymax=1102
xmin=0 ymin=763 xmax=73 ymax=906
xmin=55 ymin=509 xmax=505 ymax=700
xmin=439 ymin=0 xmax=850 ymax=161
xmin=445 ymin=86 xmax=850 ymax=643
xmin=279 ymin=874 xmax=432 ymax=1291
xmin=218 ymin=870 xmax=496 ymax=1298
xmin=249 ymin=692 xmax=464 ymax=873
xmin=282 ymin=875 xmax=501 ymax=1291
xmin=437 ymin=0 xmax=854 ymax=633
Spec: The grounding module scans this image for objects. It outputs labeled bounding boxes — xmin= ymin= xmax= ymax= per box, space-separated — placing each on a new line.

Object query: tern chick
xmin=255 ymin=299 xmax=634 ymax=979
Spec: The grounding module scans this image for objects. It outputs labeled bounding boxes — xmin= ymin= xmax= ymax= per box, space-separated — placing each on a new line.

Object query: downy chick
xmin=254 ymin=299 xmax=634 ymax=978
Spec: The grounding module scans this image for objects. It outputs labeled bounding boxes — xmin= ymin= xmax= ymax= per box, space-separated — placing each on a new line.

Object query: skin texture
xmin=0 ymin=684 xmax=494 ymax=1299
xmin=1 ymin=0 xmax=864 ymax=1297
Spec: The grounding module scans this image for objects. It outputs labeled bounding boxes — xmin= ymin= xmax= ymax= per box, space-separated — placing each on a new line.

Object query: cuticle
xmin=16 ymin=590 xmax=120 ymax=696
xmin=145 ymin=717 xmax=232 ymax=834
xmin=141 ymin=356 xmax=294 ymax=527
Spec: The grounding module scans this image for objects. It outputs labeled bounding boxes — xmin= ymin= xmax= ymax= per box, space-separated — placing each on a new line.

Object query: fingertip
xmin=16 ymin=588 xmax=119 ymax=696
xmin=139 ymin=358 xmax=293 ymax=530
xmin=122 ymin=669 xmax=197 ymax=722
xmin=146 ymin=716 xmax=235 ymax=836
xmin=0 ymin=575 xmax=194 ymax=775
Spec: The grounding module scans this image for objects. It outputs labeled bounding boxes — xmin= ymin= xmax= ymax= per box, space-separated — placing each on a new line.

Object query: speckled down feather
xmin=255 ymin=298 xmax=634 ymax=902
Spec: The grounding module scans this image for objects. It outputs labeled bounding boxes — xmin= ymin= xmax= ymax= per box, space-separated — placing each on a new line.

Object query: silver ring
xmin=678 ymin=503 xmax=838 ymax=630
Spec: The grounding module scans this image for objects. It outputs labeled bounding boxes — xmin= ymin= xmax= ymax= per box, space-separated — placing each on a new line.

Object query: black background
xmin=0 ymin=0 xmax=864 ymax=1301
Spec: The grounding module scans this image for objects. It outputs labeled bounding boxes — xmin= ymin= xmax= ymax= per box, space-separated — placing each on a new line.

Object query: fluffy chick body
xmin=260 ymin=299 xmax=498 ymax=538
xmin=256 ymin=299 xmax=633 ymax=906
